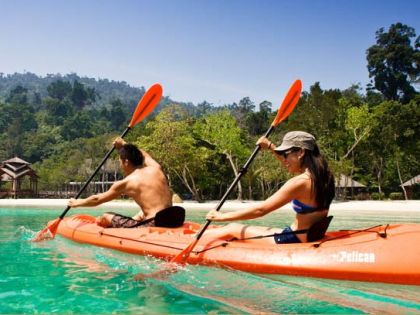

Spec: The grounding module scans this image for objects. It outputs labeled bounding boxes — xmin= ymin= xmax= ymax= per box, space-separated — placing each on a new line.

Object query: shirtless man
xmin=67 ymin=138 xmax=173 ymax=228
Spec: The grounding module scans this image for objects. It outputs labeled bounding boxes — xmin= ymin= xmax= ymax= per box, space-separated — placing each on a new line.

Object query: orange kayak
xmin=54 ymin=214 xmax=420 ymax=285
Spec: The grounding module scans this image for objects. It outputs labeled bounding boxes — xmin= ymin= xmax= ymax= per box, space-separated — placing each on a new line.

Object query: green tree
xmin=34 ymin=135 xmax=111 ymax=193
xmin=71 ymin=80 xmax=96 ymax=109
xmin=285 ymin=83 xmax=342 ymax=136
xmin=366 ymin=23 xmax=419 ymax=103
xmin=61 ymin=112 xmax=94 ymax=140
xmin=367 ymin=98 xmax=420 ymax=197
xmin=22 ymin=124 xmax=63 ymax=161
xmin=246 ymin=100 xmax=272 ymax=136
xmin=251 ymin=150 xmax=289 ymax=199
xmin=194 ymin=109 xmax=250 ymax=200
xmin=6 ymin=86 xmax=28 ymax=105
xmin=196 ymin=101 xmax=214 ymax=117
xmin=342 ymin=103 xmax=376 ymax=160
xmin=44 ymin=97 xmax=74 ymax=125
xmin=0 ymin=90 xmax=37 ymax=159
xmin=136 ymin=105 xmax=213 ymax=201
xmin=47 ymin=80 xmax=72 ymax=100
xmin=109 ymin=99 xmax=128 ymax=130
xmin=228 ymin=97 xmax=256 ymax=131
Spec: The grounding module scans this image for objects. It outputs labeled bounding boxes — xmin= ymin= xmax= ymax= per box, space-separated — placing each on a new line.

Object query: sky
xmin=1 ymin=0 xmax=419 ymax=107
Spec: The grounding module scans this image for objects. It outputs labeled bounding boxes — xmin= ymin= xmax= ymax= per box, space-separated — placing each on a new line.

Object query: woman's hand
xmin=68 ymin=198 xmax=79 ymax=208
xmin=256 ymin=136 xmax=274 ymax=150
xmin=206 ymin=210 xmax=225 ymax=221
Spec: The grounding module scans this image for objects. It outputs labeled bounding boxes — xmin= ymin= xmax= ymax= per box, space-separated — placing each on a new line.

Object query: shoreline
xmin=0 ymin=199 xmax=420 ymax=212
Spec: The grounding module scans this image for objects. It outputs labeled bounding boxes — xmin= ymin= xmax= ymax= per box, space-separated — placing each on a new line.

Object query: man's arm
xmin=113 ymin=137 xmax=161 ymax=169
xmin=139 ymin=149 xmax=162 ymax=168
xmin=68 ymin=180 xmax=125 ymax=208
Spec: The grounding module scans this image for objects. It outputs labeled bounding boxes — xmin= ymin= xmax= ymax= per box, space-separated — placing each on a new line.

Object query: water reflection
xmin=2 ymin=207 xmax=420 ymax=314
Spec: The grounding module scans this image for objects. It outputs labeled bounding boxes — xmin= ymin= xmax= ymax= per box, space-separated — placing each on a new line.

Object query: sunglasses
xmin=276 ymin=147 xmax=300 ymax=159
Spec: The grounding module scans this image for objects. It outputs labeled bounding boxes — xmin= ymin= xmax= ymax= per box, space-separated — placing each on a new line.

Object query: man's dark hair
xmin=118 ymin=144 xmax=144 ymax=167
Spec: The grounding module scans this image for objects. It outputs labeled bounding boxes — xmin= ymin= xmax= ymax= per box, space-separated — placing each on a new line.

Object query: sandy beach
xmin=1 ymin=198 xmax=420 ymax=213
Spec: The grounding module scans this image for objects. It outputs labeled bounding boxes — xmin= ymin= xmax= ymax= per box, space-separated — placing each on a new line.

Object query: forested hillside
xmin=0 ymin=72 xmax=145 ymax=108
xmin=0 ymin=23 xmax=419 ymax=200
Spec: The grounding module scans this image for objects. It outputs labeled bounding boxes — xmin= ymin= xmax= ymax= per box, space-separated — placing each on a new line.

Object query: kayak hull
xmin=53 ymin=215 xmax=420 ymax=285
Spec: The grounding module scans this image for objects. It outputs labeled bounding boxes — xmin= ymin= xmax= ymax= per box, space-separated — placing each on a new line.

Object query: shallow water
xmin=1 ymin=206 xmax=419 ymax=314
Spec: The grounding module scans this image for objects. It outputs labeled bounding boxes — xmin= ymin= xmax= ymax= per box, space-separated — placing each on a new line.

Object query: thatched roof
xmin=402 ymin=175 xmax=420 ymax=187
xmin=2 ymin=157 xmax=30 ymax=165
xmin=0 ymin=157 xmax=38 ymax=180
xmin=335 ymin=174 xmax=366 ymax=188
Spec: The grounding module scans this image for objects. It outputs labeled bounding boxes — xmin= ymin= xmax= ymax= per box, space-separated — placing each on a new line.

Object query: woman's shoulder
xmin=282 ymin=172 xmax=311 ymax=194
xmin=288 ymin=172 xmax=311 ymax=185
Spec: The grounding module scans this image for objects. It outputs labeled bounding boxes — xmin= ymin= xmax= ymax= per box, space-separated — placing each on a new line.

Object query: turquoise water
xmin=1 ymin=206 xmax=420 ymax=314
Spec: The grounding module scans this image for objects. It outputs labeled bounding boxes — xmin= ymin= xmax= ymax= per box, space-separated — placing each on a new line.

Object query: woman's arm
xmin=206 ymin=178 xmax=303 ymax=222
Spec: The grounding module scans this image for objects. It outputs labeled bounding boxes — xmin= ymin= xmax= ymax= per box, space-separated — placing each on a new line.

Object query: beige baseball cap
xmin=274 ymin=131 xmax=316 ymax=152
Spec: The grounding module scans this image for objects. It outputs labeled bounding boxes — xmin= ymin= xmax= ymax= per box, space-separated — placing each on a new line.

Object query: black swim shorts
xmin=105 ymin=212 xmax=155 ymax=228
xmin=273 ymin=226 xmax=302 ymax=244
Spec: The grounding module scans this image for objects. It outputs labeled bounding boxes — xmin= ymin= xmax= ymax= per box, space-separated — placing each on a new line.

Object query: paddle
xmin=134 ymin=80 xmax=302 ymax=280
xmin=170 ymin=79 xmax=302 ymax=264
xmin=32 ymin=83 xmax=163 ymax=242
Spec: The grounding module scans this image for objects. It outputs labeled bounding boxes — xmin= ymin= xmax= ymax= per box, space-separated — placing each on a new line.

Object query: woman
xmin=205 ymin=131 xmax=335 ymax=244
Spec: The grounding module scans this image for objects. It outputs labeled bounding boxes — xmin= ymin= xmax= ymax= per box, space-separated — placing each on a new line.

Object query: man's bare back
xmin=68 ymin=138 xmax=172 ymax=228
xmin=120 ymin=162 xmax=172 ymax=220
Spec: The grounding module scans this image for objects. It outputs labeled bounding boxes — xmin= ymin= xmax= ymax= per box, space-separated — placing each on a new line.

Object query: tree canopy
xmin=0 ymin=23 xmax=419 ymax=200
xmin=366 ymin=23 xmax=419 ymax=103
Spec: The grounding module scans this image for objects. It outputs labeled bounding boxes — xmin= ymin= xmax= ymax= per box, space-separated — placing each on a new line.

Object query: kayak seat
xmin=139 ymin=206 xmax=186 ymax=228
xmin=154 ymin=206 xmax=186 ymax=228
xmin=307 ymin=216 xmax=333 ymax=242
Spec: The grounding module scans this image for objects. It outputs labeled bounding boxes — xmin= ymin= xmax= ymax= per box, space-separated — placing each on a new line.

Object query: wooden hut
xmin=0 ymin=157 xmax=39 ymax=198
xmin=335 ymin=174 xmax=366 ymax=200
xmin=401 ymin=175 xmax=420 ymax=199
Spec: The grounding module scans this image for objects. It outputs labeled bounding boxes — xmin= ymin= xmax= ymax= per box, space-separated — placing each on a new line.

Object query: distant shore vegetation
xmin=0 ymin=23 xmax=418 ymax=201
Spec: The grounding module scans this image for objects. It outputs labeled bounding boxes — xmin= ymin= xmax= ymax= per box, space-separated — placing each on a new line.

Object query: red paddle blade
xmin=32 ymin=218 xmax=61 ymax=242
xmin=170 ymin=239 xmax=199 ymax=265
xmin=272 ymin=79 xmax=302 ymax=127
xmin=128 ymin=83 xmax=163 ymax=128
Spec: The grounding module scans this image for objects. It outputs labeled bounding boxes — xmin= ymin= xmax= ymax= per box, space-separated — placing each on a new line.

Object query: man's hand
xmin=132 ymin=211 xmax=145 ymax=221
xmin=96 ymin=215 xmax=109 ymax=227
xmin=113 ymin=137 xmax=126 ymax=150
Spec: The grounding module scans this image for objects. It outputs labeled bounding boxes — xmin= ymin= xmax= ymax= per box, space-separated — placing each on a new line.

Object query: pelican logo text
xmin=337 ymin=251 xmax=375 ymax=263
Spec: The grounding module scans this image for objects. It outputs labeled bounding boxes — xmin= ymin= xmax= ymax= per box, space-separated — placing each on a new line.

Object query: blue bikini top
xmin=292 ymin=199 xmax=319 ymax=214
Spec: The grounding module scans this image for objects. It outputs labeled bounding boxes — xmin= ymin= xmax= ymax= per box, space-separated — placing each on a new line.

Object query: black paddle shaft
xmin=195 ymin=125 xmax=276 ymax=239
xmin=59 ymin=127 xmax=131 ymax=219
